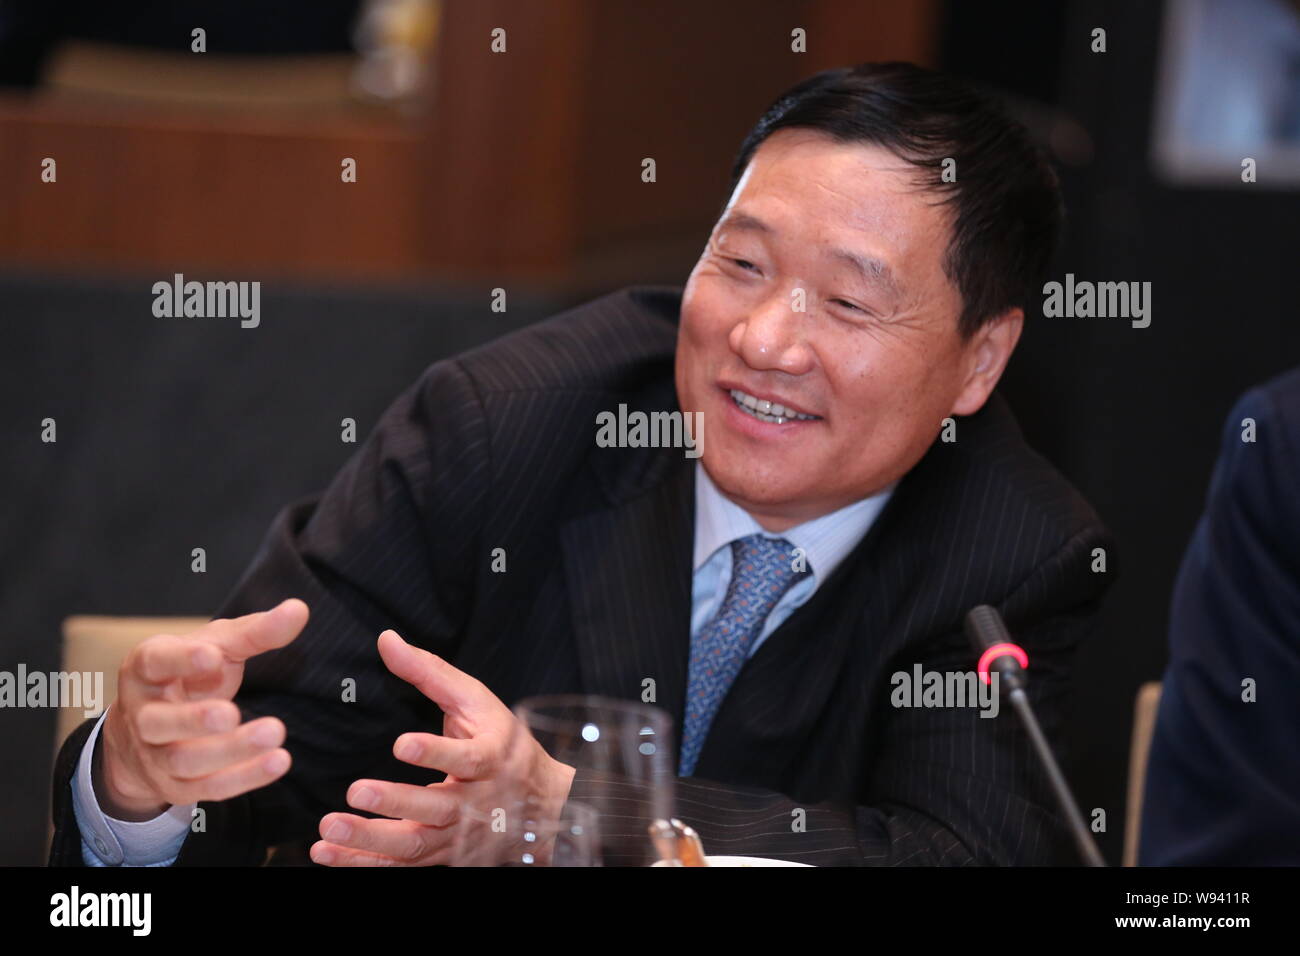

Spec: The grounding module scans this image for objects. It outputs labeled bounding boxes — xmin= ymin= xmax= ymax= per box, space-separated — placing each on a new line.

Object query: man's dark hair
xmin=729 ymin=61 xmax=1063 ymax=340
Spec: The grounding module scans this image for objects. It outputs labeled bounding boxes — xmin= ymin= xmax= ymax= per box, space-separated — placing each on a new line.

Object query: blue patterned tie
xmin=679 ymin=534 xmax=808 ymax=776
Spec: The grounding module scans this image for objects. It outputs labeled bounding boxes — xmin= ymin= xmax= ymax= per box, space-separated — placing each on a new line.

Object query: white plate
xmin=652 ymin=855 xmax=814 ymax=867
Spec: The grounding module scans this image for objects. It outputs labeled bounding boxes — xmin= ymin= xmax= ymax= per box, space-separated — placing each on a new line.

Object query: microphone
xmin=964 ymin=605 xmax=1106 ymax=867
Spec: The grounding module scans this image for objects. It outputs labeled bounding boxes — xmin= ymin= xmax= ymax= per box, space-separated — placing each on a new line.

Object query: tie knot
xmin=730 ymin=534 xmax=807 ymax=593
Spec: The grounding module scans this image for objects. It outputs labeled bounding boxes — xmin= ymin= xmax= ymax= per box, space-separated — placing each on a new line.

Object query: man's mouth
xmin=727 ymin=388 xmax=822 ymax=425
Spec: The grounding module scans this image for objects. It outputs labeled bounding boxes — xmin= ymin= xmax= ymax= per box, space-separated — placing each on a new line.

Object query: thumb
xmin=377 ymin=629 xmax=489 ymax=718
xmin=204 ymin=598 xmax=309 ymax=663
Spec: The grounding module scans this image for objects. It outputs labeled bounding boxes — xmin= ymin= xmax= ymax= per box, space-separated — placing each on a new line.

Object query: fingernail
xmin=264 ymin=750 xmax=289 ymax=774
xmin=204 ymin=706 xmax=229 ymax=732
xmin=395 ymin=738 xmax=419 ymax=761
xmin=251 ymin=722 xmax=279 ymax=747
xmin=351 ymin=786 xmax=378 ymax=810
xmin=312 ymin=844 xmax=335 ymax=865
xmin=324 ymin=819 xmax=351 ymax=842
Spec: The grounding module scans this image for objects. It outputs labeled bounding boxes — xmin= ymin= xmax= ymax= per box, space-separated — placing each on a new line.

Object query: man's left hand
xmin=310 ymin=630 xmax=576 ymax=866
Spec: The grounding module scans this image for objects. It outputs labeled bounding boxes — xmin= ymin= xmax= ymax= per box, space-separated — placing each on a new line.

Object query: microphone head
xmin=964 ymin=604 xmax=1010 ymax=652
xmin=964 ymin=605 xmax=1029 ymax=689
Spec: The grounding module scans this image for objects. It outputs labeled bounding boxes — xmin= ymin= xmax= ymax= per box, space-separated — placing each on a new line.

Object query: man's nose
xmin=729 ymin=287 xmax=814 ymax=375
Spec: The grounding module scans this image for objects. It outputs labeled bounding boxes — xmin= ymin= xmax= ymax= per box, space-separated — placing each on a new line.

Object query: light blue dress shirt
xmin=691 ymin=462 xmax=895 ymax=657
xmin=72 ymin=461 xmax=895 ymax=865
xmin=71 ymin=711 xmax=195 ymax=866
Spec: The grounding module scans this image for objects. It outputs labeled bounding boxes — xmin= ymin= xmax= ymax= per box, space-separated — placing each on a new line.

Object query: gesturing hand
xmin=98 ymin=598 xmax=309 ymax=820
xmin=310 ymin=630 xmax=576 ymax=866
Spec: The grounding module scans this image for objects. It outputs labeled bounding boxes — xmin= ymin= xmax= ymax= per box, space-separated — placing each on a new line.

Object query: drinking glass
xmin=513 ymin=694 xmax=675 ymax=866
xmin=450 ymin=797 xmax=600 ymax=867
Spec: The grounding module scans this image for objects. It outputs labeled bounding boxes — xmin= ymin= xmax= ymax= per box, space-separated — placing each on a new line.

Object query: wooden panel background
xmin=0 ymin=0 xmax=936 ymax=292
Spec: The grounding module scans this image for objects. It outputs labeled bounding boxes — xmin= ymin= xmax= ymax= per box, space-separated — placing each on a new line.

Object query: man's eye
xmin=729 ymin=258 xmax=758 ymax=272
xmin=830 ymin=298 xmax=863 ymax=313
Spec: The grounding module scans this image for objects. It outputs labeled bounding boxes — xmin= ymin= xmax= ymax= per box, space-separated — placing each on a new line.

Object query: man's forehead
xmin=720 ymin=137 xmax=956 ymax=286
xmin=748 ymin=130 xmax=920 ymax=182
xmin=735 ymin=132 xmax=944 ymax=224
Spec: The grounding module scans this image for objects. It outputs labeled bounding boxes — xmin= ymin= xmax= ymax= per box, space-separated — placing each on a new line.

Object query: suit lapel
xmin=560 ymin=449 xmax=695 ymax=749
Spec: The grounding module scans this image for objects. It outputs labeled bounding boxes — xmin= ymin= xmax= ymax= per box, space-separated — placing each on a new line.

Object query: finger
xmin=130 ymin=636 xmax=222 ymax=687
xmin=394 ymin=732 xmax=491 ymax=780
xmin=345 ymin=778 xmax=459 ymax=827
xmin=135 ymin=699 xmax=241 ymax=744
xmin=167 ymin=747 xmax=291 ymax=804
xmin=376 ymin=630 xmax=488 ymax=717
xmin=159 ymin=718 xmax=286 ymax=780
xmin=203 ymin=598 xmax=309 ymax=664
xmin=318 ymin=813 xmax=453 ymax=863
xmin=309 ymin=841 xmax=403 ymax=867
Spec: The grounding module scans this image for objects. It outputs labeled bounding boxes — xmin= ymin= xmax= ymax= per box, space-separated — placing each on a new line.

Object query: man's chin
xmin=702 ymin=460 xmax=813 ymax=515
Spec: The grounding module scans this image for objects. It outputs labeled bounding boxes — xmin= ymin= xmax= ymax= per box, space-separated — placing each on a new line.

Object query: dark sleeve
xmin=49 ymin=358 xmax=491 ymax=866
xmin=48 ymin=717 xmax=98 ymax=865
xmin=1140 ymin=385 xmax=1300 ymax=865
xmin=572 ymin=526 xmax=1112 ymax=866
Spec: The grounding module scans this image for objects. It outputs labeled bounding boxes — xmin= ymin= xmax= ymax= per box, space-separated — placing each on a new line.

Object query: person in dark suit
xmin=1140 ymin=368 xmax=1300 ymax=864
xmin=50 ymin=62 xmax=1113 ymax=867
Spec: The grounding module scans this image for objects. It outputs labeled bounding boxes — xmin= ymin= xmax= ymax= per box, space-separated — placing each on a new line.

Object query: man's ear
xmin=950 ymin=307 xmax=1024 ymax=417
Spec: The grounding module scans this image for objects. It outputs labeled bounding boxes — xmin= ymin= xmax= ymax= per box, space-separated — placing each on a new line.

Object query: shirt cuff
xmin=71 ymin=709 xmax=195 ymax=866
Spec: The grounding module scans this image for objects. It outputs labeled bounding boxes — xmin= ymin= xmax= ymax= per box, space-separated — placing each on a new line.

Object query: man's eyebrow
xmin=716 ymin=210 xmax=901 ymax=295
xmin=715 ymin=210 xmax=773 ymax=235
xmin=830 ymin=248 xmax=900 ymax=295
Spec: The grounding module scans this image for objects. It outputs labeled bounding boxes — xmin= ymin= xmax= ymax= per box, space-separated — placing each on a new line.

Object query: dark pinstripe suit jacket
xmin=50 ymin=285 xmax=1114 ymax=866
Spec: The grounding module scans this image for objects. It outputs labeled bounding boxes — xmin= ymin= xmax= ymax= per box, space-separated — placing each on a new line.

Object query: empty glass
xmin=450 ymin=797 xmax=601 ymax=867
xmin=513 ymin=695 xmax=675 ymax=866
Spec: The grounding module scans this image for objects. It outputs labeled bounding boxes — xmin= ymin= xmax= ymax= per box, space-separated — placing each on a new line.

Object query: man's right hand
xmin=95 ymin=598 xmax=309 ymax=820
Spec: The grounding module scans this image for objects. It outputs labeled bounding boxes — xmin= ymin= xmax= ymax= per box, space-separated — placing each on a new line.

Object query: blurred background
xmin=2 ymin=0 xmax=1297 ymax=865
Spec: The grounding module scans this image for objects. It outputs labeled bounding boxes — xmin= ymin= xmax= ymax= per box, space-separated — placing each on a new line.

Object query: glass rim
xmin=512 ymin=693 xmax=673 ymax=737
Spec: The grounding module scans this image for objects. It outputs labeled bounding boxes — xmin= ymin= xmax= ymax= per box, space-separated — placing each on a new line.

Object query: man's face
xmin=675 ymin=128 xmax=1017 ymax=530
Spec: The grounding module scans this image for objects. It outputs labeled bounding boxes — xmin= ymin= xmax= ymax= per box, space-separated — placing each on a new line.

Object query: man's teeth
xmin=729 ymin=389 xmax=819 ymax=424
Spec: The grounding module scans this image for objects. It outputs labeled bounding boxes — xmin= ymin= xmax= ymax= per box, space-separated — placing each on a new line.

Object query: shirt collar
xmin=693 ymin=462 xmax=896 ymax=584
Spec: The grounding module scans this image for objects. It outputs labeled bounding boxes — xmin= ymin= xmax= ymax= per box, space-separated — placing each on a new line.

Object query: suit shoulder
xmin=409 ymin=286 xmax=681 ymax=493
xmin=1202 ymin=367 xmax=1300 ymax=570
xmin=453 ymin=285 xmax=681 ymax=396
xmin=870 ymin=392 xmax=1112 ymax=643
xmin=963 ymin=397 xmax=1114 ymax=614
xmin=894 ymin=391 xmax=1114 ymax=621
xmin=955 ymin=393 xmax=1108 ymax=547
xmin=1232 ymin=365 xmax=1300 ymax=450
xmin=1205 ymin=368 xmax=1300 ymax=519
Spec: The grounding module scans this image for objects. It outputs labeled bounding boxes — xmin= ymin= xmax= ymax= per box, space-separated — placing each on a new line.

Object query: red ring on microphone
xmin=977 ymin=642 xmax=1028 ymax=685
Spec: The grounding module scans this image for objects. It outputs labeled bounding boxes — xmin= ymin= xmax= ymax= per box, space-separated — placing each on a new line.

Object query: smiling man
xmin=678 ymin=128 xmax=1019 ymax=528
xmin=51 ymin=62 xmax=1114 ymax=867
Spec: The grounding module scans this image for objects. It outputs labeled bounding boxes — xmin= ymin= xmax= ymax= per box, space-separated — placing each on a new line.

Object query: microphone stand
xmin=966 ymin=605 xmax=1107 ymax=867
